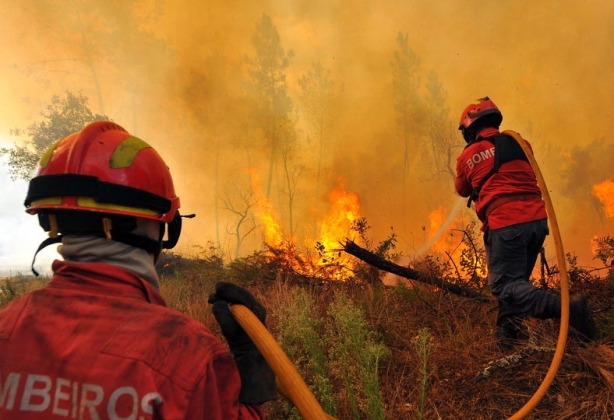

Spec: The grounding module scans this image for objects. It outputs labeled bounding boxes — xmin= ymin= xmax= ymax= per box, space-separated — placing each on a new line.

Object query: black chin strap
xmin=30 ymin=233 xmax=162 ymax=276
xmin=30 ymin=211 xmax=196 ymax=276
xmin=112 ymin=232 xmax=162 ymax=261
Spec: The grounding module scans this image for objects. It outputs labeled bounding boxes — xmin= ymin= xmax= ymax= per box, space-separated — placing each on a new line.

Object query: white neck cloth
xmin=57 ymin=235 xmax=161 ymax=291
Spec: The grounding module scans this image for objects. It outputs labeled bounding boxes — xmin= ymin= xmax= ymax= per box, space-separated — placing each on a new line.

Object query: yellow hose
xmin=229 ymin=304 xmax=336 ymax=420
xmin=502 ymin=130 xmax=570 ymax=420
xmin=229 ymin=130 xmax=569 ymax=420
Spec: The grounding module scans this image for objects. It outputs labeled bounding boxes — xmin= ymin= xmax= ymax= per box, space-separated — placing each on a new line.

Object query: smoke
xmin=1 ymin=0 xmax=613 ymax=270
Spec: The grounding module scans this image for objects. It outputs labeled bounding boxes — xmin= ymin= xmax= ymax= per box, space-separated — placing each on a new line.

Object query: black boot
xmin=537 ymin=294 xmax=596 ymax=341
xmin=569 ymin=294 xmax=597 ymax=341
xmin=496 ymin=317 xmax=525 ymax=350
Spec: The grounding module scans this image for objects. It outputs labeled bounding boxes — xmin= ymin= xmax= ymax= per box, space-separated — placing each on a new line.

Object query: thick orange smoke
xmin=2 ymin=1 xmax=614 ymax=273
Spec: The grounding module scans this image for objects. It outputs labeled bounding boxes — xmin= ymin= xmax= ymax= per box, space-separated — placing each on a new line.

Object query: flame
xmin=249 ymin=170 xmax=285 ymax=247
xmin=249 ymin=172 xmax=360 ymax=280
xmin=593 ymin=178 xmax=614 ymax=217
xmin=313 ymin=185 xmax=360 ymax=279
xmin=318 ymin=186 xmax=360 ymax=251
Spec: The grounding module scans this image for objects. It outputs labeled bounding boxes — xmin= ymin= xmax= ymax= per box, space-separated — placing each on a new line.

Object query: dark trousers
xmin=484 ymin=218 xmax=559 ymax=327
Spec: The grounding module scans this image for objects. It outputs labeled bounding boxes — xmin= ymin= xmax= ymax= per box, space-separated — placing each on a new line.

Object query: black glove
xmin=208 ymin=282 xmax=276 ymax=404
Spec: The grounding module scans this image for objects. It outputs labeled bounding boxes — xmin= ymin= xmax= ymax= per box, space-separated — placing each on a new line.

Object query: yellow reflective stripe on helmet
xmin=30 ymin=196 xmax=158 ymax=217
xmin=30 ymin=197 xmax=63 ymax=206
xmin=110 ymin=137 xmax=151 ymax=169
xmin=39 ymin=140 xmax=62 ymax=168
xmin=77 ymin=197 xmax=158 ymax=216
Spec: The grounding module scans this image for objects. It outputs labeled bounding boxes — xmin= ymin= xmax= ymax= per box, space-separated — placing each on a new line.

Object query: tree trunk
xmin=342 ymin=240 xmax=489 ymax=301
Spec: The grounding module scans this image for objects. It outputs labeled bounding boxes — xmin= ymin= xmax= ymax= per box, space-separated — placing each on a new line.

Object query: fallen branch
xmin=342 ymin=239 xmax=489 ymax=301
xmin=474 ymin=343 xmax=555 ymax=381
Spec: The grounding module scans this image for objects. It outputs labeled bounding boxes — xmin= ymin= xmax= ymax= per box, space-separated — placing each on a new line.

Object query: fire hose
xmin=502 ymin=130 xmax=570 ymax=419
xmin=229 ymin=130 xmax=570 ymax=419
xmin=229 ymin=304 xmax=335 ymax=419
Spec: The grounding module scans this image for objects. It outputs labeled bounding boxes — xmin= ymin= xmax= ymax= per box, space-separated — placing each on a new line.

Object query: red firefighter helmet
xmin=25 ymin=121 xmax=180 ymax=223
xmin=458 ymin=96 xmax=503 ymax=130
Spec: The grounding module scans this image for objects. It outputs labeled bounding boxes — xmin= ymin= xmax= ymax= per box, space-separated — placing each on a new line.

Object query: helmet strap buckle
xmin=102 ymin=217 xmax=113 ymax=241
xmin=48 ymin=214 xmax=59 ymax=238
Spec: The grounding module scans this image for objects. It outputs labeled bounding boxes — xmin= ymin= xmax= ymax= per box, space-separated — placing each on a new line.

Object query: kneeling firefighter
xmin=454 ymin=97 xmax=596 ymax=348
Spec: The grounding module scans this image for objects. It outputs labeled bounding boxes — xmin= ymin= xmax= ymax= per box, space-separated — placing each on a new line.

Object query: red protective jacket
xmin=0 ymin=260 xmax=263 ymax=419
xmin=455 ymin=128 xmax=547 ymax=230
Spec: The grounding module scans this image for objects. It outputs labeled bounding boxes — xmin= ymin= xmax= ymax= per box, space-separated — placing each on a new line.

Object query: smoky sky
xmin=1 ymin=0 xmax=613 ymax=269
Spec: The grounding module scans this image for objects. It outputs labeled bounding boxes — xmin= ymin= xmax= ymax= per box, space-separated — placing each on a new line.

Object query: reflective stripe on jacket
xmin=0 ymin=260 xmax=263 ymax=419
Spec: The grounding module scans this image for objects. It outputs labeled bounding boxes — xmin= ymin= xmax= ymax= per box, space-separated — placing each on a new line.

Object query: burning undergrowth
xmin=250 ymin=172 xmax=363 ymax=282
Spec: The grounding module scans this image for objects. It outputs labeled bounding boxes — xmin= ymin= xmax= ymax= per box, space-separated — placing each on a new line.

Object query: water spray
xmin=415 ymin=196 xmax=466 ymax=257
xmin=382 ymin=196 xmax=465 ymax=285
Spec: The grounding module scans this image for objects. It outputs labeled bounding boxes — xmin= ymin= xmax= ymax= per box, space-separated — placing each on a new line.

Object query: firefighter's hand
xmin=208 ymin=282 xmax=276 ymax=404
xmin=208 ymin=282 xmax=266 ymax=349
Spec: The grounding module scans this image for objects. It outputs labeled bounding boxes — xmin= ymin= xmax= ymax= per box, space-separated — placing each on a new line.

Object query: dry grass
xmin=158 ymin=262 xmax=614 ymax=419
xmin=257 ymin=279 xmax=614 ymax=420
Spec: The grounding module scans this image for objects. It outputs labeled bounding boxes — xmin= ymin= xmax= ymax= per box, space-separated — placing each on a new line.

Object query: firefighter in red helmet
xmin=455 ymin=97 xmax=596 ymax=348
xmin=0 ymin=121 xmax=275 ymax=418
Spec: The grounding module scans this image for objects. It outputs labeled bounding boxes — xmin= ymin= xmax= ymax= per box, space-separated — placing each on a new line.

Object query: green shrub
xmin=274 ymin=287 xmax=336 ymax=419
xmin=327 ymin=291 xmax=389 ymax=420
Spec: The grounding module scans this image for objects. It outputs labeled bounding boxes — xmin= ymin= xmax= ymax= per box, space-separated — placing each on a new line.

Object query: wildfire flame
xmin=593 ymin=178 xmax=614 ymax=218
xmin=317 ymin=186 xmax=360 ymax=252
xmin=313 ymin=186 xmax=360 ymax=279
xmin=249 ymin=171 xmax=285 ymax=247
xmin=250 ymin=172 xmax=360 ymax=280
